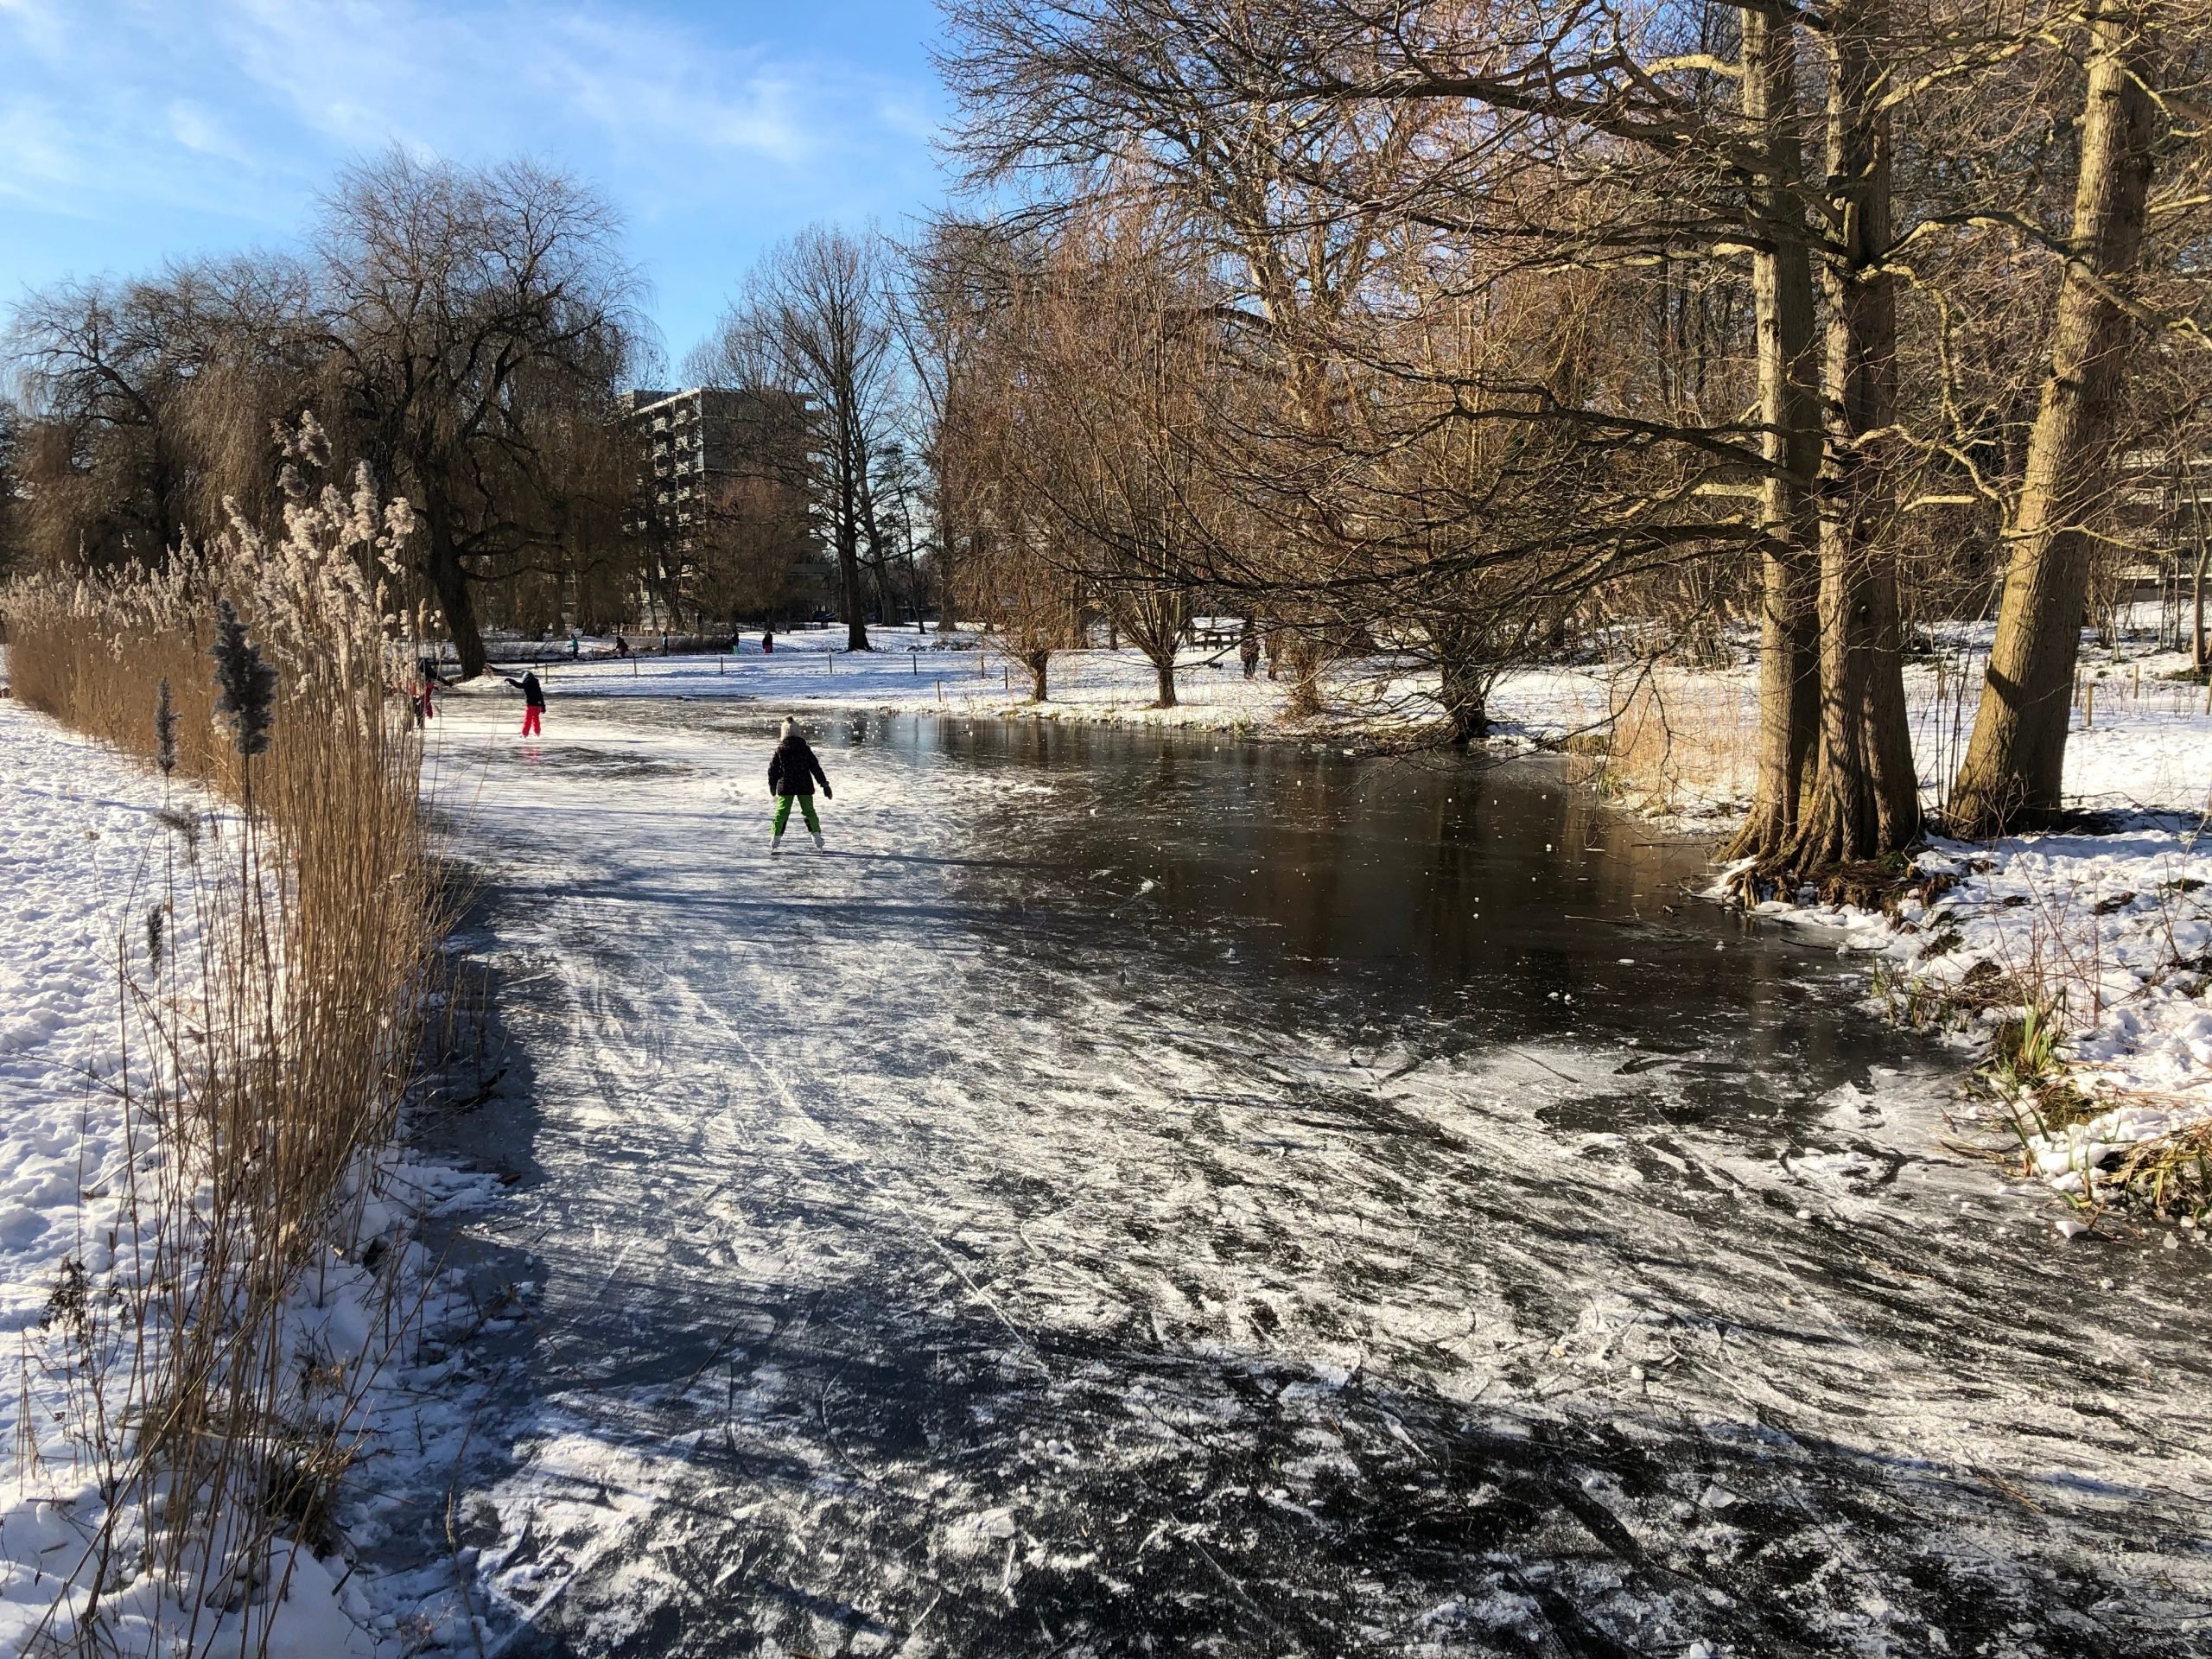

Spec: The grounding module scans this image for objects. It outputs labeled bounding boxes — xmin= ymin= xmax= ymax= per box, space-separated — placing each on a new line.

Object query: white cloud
xmin=0 ymin=0 xmax=949 ymax=335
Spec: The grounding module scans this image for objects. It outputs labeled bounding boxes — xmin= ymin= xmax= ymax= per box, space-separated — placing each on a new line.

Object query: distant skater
xmin=767 ymin=715 xmax=831 ymax=855
xmin=505 ymin=668 xmax=546 ymax=737
xmin=761 ymin=628 xmax=773 ymax=656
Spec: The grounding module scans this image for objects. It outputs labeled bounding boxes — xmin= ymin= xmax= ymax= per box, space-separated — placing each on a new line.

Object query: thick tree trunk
xmin=1949 ymin=3 xmax=2158 ymax=834
xmin=1728 ymin=3 xmax=1824 ymax=863
xmin=1154 ymin=659 xmax=1178 ymax=708
xmin=1784 ymin=0 xmax=1920 ymax=868
xmin=1027 ymin=650 xmax=1050 ymax=702
xmin=1440 ymin=664 xmax=1488 ymax=744
xmin=1430 ymin=616 xmax=1491 ymax=745
xmin=1286 ymin=632 xmax=1326 ymax=717
xmin=422 ymin=499 xmax=487 ymax=679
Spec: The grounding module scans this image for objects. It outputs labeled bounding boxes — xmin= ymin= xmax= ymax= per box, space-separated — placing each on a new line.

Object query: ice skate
xmin=810 ymin=831 xmax=826 ymax=853
xmin=769 ymin=833 xmax=784 ymax=856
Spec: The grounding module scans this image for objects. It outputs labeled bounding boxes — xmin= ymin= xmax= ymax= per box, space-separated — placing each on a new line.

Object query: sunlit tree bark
xmin=1949 ymin=1 xmax=2161 ymax=833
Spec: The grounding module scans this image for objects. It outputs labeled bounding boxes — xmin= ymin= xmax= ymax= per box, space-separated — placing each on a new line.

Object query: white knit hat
xmin=780 ymin=716 xmax=799 ymax=738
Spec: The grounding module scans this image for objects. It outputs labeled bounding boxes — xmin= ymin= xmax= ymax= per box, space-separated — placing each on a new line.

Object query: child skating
xmin=505 ymin=668 xmax=546 ymax=737
xmin=766 ymin=715 xmax=831 ymax=854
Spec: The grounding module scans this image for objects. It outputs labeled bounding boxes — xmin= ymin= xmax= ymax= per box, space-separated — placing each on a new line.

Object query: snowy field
xmin=0 ymin=702 xmax=182 ymax=1599
xmin=387 ymin=694 xmax=2210 ymax=1656
xmin=0 ymin=705 xmax=395 ymax=1654
xmin=451 ymin=624 xmax=2212 ymax=820
xmin=454 ymin=627 xmax=1296 ymax=733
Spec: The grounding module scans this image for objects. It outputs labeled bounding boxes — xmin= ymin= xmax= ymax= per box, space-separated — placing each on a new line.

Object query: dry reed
xmin=1 ymin=422 xmax=448 ymax=1654
xmin=1581 ymin=672 xmax=1758 ymax=812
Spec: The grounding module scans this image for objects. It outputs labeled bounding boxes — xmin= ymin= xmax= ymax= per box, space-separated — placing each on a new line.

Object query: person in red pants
xmin=505 ymin=669 xmax=546 ymax=736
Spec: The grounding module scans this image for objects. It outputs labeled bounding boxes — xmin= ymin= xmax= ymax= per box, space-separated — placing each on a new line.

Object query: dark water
xmin=404 ymin=704 xmax=2212 ymax=1659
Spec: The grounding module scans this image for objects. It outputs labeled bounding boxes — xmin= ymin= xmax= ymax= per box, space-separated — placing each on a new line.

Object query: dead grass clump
xmin=1 ymin=419 xmax=449 ymax=1651
xmin=2111 ymin=1120 xmax=2212 ymax=1218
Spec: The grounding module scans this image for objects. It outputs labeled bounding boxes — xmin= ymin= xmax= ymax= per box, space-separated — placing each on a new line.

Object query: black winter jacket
xmin=767 ymin=734 xmax=830 ymax=798
xmin=505 ymin=671 xmax=545 ymax=708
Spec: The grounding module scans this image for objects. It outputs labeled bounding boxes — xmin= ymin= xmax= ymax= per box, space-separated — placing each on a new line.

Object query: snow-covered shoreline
xmin=0 ymin=700 xmax=490 ymax=1656
xmin=1731 ymin=830 xmax=2212 ymax=1223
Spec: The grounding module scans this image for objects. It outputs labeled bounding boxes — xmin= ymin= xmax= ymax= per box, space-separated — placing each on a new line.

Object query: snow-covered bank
xmin=0 ymin=701 xmax=491 ymax=1656
xmin=1742 ymin=830 xmax=2212 ymax=1221
xmin=452 ymin=627 xmax=2212 ymax=815
xmin=453 ymin=626 xmax=1304 ymax=733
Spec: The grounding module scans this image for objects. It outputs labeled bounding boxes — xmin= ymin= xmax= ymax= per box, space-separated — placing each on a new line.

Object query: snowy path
xmin=419 ymin=700 xmax=2212 ymax=1658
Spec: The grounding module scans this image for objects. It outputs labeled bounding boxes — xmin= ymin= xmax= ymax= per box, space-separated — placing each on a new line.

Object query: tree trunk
xmin=1430 ymin=617 xmax=1491 ymax=744
xmin=837 ymin=427 xmax=872 ymax=652
xmin=859 ymin=463 xmax=891 ymax=628
xmin=1784 ymin=0 xmax=1919 ymax=868
xmin=1287 ymin=632 xmax=1325 ymax=717
xmin=423 ymin=500 xmax=487 ymax=679
xmin=1027 ymin=650 xmax=1050 ymax=702
xmin=1949 ymin=3 xmax=2158 ymax=833
xmin=1154 ymin=658 xmax=1178 ymax=708
xmin=1440 ymin=660 xmax=1488 ymax=744
xmin=1727 ymin=2 xmax=1823 ymax=863
xmin=2193 ymin=531 xmax=2208 ymax=674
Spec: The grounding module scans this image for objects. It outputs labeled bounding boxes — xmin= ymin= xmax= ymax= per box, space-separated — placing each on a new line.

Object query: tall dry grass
xmin=1573 ymin=672 xmax=1758 ymax=813
xmin=2 ymin=424 xmax=448 ymax=1653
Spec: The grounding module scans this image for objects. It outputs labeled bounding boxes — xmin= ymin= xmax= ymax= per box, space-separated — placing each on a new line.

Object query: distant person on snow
xmin=761 ymin=628 xmax=773 ymax=655
xmin=767 ymin=715 xmax=830 ymax=855
xmin=505 ymin=669 xmax=546 ymax=737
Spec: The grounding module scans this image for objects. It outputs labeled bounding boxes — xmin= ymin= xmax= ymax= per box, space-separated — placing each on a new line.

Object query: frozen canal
xmin=416 ymin=698 xmax=2211 ymax=1657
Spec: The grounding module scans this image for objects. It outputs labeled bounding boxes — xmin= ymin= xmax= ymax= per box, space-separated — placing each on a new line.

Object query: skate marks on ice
xmin=423 ymin=706 xmax=2212 ymax=1657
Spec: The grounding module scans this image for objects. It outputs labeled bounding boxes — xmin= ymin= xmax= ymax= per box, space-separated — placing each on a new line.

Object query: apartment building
xmin=615 ymin=385 xmax=829 ymax=623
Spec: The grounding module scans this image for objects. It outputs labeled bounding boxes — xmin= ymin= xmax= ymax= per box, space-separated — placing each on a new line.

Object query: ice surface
xmin=392 ymin=696 xmax=2212 ymax=1656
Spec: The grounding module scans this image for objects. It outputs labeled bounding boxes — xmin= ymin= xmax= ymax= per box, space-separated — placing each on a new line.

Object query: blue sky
xmin=0 ymin=0 xmax=954 ymax=369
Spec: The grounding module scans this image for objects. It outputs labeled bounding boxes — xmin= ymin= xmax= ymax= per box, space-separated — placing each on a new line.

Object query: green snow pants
xmin=772 ymin=793 xmax=821 ymax=836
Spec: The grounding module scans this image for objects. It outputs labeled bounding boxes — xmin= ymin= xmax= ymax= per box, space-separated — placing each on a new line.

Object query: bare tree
xmin=312 ymin=149 xmax=642 ymax=677
xmin=691 ymin=226 xmax=903 ymax=651
xmin=991 ymin=209 xmax=1214 ymax=706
